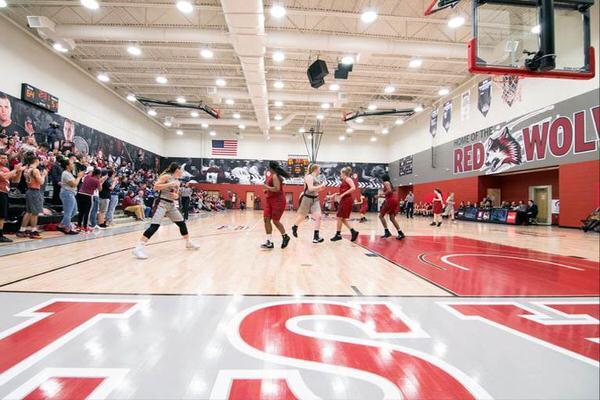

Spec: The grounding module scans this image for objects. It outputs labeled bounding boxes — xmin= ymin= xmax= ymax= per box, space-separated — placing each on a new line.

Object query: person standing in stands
xmin=77 ymin=168 xmax=105 ymax=233
xmin=17 ymin=154 xmax=47 ymax=239
xmin=105 ymin=176 xmax=121 ymax=226
xmin=260 ymin=161 xmax=291 ymax=249
xmin=445 ymin=192 xmax=456 ymax=223
xmin=405 ymin=190 xmax=415 ymax=219
xmin=58 ymin=157 xmax=84 ymax=235
xmin=378 ymin=175 xmax=405 ymax=240
xmin=180 ymin=182 xmax=192 ymax=221
xmin=430 ymin=188 xmax=444 ymax=227
xmin=0 ymin=150 xmax=24 ymax=242
xmin=330 ymin=167 xmax=359 ymax=242
xmin=97 ymin=169 xmax=114 ymax=228
xmin=49 ymin=155 xmax=63 ymax=205
xmin=132 ymin=162 xmax=199 ymax=259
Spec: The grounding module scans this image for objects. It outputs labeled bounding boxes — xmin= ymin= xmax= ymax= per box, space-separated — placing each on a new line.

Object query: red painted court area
xmin=356 ymin=236 xmax=600 ymax=296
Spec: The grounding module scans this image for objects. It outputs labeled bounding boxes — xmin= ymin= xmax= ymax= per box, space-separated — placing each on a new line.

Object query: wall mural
xmin=162 ymin=157 xmax=388 ymax=189
xmin=0 ymin=90 xmax=161 ymax=170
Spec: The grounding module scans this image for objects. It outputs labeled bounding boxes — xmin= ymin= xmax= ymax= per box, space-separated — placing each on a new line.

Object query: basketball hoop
xmin=302 ymin=120 xmax=323 ymax=163
xmin=492 ymin=74 xmax=522 ymax=107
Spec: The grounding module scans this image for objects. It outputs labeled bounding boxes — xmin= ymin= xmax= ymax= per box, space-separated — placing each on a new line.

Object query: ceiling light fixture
xmin=53 ymin=43 xmax=68 ymax=53
xmin=274 ymin=100 xmax=284 ymax=107
xmin=341 ymin=55 xmax=354 ymax=65
xmin=272 ymin=51 xmax=285 ymax=63
xmin=215 ymin=78 xmax=226 ymax=87
xmin=361 ymin=9 xmax=378 ymax=24
xmin=201 ymin=123 xmax=209 ymax=128
xmin=409 ymin=58 xmax=423 ymax=68
xmin=156 ymin=76 xmax=168 ymax=84
xmin=384 ymin=85 xmax=395 ymax=94
xmin=321 ymin=103 xmax=331 ymax=109
xmin=176 ymin=130 xmax=184 ymax=135
xmin=448 ymin=15 xmax=465 ymax=28
xmin=273 ymin=80 xmax=284 ymax=89
xmin=339 ymin=135 xmax=346 ymax=141
xmin=127 ymin=45 xmax=141 ymax=56
xmin=176 ymin=0 xmax=194 ymax=14
xmin=356 ymin=117 xmax=364 ymax=123
xmin=299 ymin=127 xmax=305 ymax=133
xmin=176 ymin=96 xmax=186 ymax=104
xmin=414 ymin=105 xmax=424 ymax=112
xmin=233 ymin=113 xmax=241 ymax=119
xmin=209 ymin=130 xmax=217 ymax=136
xmin=190 ymin=111 xmax=199 ymax=117
xmin=316 ymin=114 xmax=324 ymax=120
xmin=238 ymin=124 xmax=246 ymax=130
xmin=346 ymin=128 xmax=353 ymax=133
xmin=80 ymin=0 xmax=99 ymax=10
xmin=97 ymin=73 xmax=109 ymax=82
xmin=329 ymin=83 xmax=340 ymax=91
xmin=370 ymin=136 xmax=377 ymax=142
xmin=274 ymin=114 xmax=283 ymax=121
xmin=164 ymin=120 xmax=172 ymax=127
xmin=147 ymin=109 xmax=157 ymax=116
xmin=395 ymin=118 xmax=404 ymax=125
xmin=126 ymin=94 xmax=136 ymax=102
xmin=225 ymin=99 xmax=235 ymax=105
xmin=275 ymin=126 xmax=282 ymax=131
xmin=382 ymin=128 xmax=389 ymax=134
xmin=270 ymin=4 xmax=286 ymax=18
xmin=531 ymin=24 xmax=541 ymax=34
xmin=368 ymin=104 xmax=377 ymax=111
xmin=438 ymin=88 xmax=450 ymax=96
xmin=200 ymin=48 xmax=214 ymax=59
xmin=0 ymin=0 xmax=8 ymax=7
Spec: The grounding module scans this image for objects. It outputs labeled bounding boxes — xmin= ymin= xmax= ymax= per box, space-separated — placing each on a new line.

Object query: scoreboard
xmin=21 ymin=83 xmax=59 ymax=113
xmin=287 ymin=156 xmax=309 ymax=177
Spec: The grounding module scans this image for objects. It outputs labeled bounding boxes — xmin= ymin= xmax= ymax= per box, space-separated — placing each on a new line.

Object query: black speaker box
xmin=307 ymin=59 xmax=329 ymax=82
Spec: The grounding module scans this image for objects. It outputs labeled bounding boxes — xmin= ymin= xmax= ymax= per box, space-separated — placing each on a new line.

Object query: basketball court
xmin=0 ymin=0 xmax=599 ymax=399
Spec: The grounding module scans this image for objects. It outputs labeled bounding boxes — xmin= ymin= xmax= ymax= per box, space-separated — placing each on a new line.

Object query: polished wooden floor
xmin=0 ymin=211 xmax=598 ymax=296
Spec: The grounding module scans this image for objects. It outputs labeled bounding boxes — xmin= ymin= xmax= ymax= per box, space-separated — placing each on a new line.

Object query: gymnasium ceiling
xmin=2 ymin=0 xmax=487 ymax=139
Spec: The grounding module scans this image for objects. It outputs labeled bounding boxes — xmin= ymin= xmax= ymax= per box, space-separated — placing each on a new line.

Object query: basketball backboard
xmin=425 ymin=0 xmax=596 ymax=79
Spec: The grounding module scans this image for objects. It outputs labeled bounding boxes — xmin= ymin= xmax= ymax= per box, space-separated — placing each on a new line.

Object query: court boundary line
xmin=0 ymin=290 xmax=597 ymax=299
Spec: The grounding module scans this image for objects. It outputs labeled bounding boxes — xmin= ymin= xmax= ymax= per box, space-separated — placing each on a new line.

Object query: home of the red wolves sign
xmin=453 ymin=98 xmax=599 ymax=174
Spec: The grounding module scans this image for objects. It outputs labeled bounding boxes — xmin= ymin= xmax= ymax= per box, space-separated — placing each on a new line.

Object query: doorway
xmin=529 ymin=185 xmax=552 ymax=225
xmin=245 ymin=192 xmax=255 ymax=210
xmin=285 ymin=192 xmax=294 ymax=210
xmin=486 ymin=188 xmax=501 ymax=207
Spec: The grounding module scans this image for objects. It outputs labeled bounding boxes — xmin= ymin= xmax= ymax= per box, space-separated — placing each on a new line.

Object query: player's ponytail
xmin=269 ymin=161 xmax=291 ymax=179
xmin=162 ymin=162 xmax=180 ymax=176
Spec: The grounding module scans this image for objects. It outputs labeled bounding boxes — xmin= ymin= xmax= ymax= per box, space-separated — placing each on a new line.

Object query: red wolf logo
xmin=483 ymin=127 xmax=523 ymax=173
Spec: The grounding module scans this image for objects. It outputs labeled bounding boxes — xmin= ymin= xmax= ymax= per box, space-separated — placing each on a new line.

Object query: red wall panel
xmin=413 ymin=176 xmax=479 ymax=206
xmin=559 ymin=160 xmax=600 ymax=227
xmin=498 ymin=170 xmax=559 ymax=204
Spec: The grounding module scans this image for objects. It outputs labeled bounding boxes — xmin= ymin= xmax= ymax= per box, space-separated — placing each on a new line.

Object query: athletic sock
xmin=336 ymin=231 xmax=341 ymax=236
xmin=266 ymin=234 xmax=272 ymax=242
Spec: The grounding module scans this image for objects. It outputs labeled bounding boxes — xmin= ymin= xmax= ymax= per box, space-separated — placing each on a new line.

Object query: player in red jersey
xmin=330 ymin=167 xmax=359 ymax=242
xmin=378 ymin=175 xmax=405 ymax=240
xmin=356 ymin=191 xmax=369 ymax=222
xmin=261 ymin=161 xmax=291 ymax=249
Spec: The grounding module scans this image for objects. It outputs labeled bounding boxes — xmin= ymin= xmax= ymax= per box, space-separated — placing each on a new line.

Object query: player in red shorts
xmin=261 ymin=161 xmax=291 ymax=249
xmin=356 ymin=191 xmax=369 ymax=223
xmin=331 ymin=167 xmax=359 ymax=242
xmin=378 ymin=175 xmax=405 ymax=240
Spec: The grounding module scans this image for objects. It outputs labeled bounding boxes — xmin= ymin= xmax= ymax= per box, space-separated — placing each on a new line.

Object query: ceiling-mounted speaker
xmin=334 ymin=69 xmax=348 ymax=79
xmin=307 ymin=59 xmax=329 ymax=89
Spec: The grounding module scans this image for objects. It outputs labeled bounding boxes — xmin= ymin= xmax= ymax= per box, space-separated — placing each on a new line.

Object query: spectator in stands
xmin=122 ymin=190 xmax=145 ymax=221
xmin=582 ymin=208 xmax=600 ymax=232
xmin=240 ymin=200 xmax=246 ymax=210
xmin=480 ymin=196 xmax=492 ymax=208
xmin=510 ymin=201 xmax=518 ymax=210
xmin=0 ymin=150 xmax=24 ymax=242
xmin=98 ymin=169 xmax=114 ymax=228
xmin=405 ymin=191 xmax=414 ymax=218
xmin=17 ymin=154 xmax=48 ymax=239
xmin=105 ymin=175 xmax=121 ymax=226
xmin=89 ymin=175 xmax=101 ymax=230
xmin=180 ymin=182 xmax=192 ymax=220
xmin=58 ymin=158 xmax=84 ymax=235
xmin=517 ymin=201 xmax=527 ymax=212
xmin=77 ymin=168 xmax=105 ymax=232
xmin=49 ymin=154 xmax=63 ymax=204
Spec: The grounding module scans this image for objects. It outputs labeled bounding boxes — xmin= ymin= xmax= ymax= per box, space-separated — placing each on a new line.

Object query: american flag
xmin=211 ymin=139 xmax=238 ymax=156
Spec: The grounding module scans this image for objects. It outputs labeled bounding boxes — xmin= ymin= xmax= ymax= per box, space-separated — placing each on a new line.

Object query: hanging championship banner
xmin=461 ymin=90 xmax=470 ymax=121
xmin=443 ymin=100 xmax=452 ymax=132
xmin=478 ymin=78 xmax=492 ymax=117
xmin=430 ymin=108 xmax=438 ymax=137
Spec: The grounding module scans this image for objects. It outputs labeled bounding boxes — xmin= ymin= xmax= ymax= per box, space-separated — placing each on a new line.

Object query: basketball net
xmin=493 ymin=74 xmax=522 ymax=107
xmin=302 ymin=120 xmax=323 ymax=163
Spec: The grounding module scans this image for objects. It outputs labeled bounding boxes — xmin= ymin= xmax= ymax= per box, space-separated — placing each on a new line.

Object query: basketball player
xmin=261 ymin=161 xmax=291 ymax=249
xmin=431 ymin=188 xmax=444 ymax=227
xmin=291 ymin=164 xmax=326 ymax=243
xmin=356 ymin=191 xmax=368 ymax=222
xmin=378 ymin=175 xmax=405 ymax=240
xmin=331 ymin=167 xmax=359 ymax=242
xmin=133 ymin=162 xmax=199 ymax=259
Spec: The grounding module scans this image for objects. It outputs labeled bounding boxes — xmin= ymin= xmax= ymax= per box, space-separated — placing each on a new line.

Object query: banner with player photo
xmin=162 ymin=157 xmax=388 ymax=189
xmin=478 ymin=78 xmax=492 ymax=117
xmin=0 ymin=90 xmax=161 ymax=171
xmin=461 ymin=90 xmax=470 ymax=121
xmin=443 ymin=100 xmax=452 ymax=132
xmin=430 ymin=108 xmax=438 ymax=137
